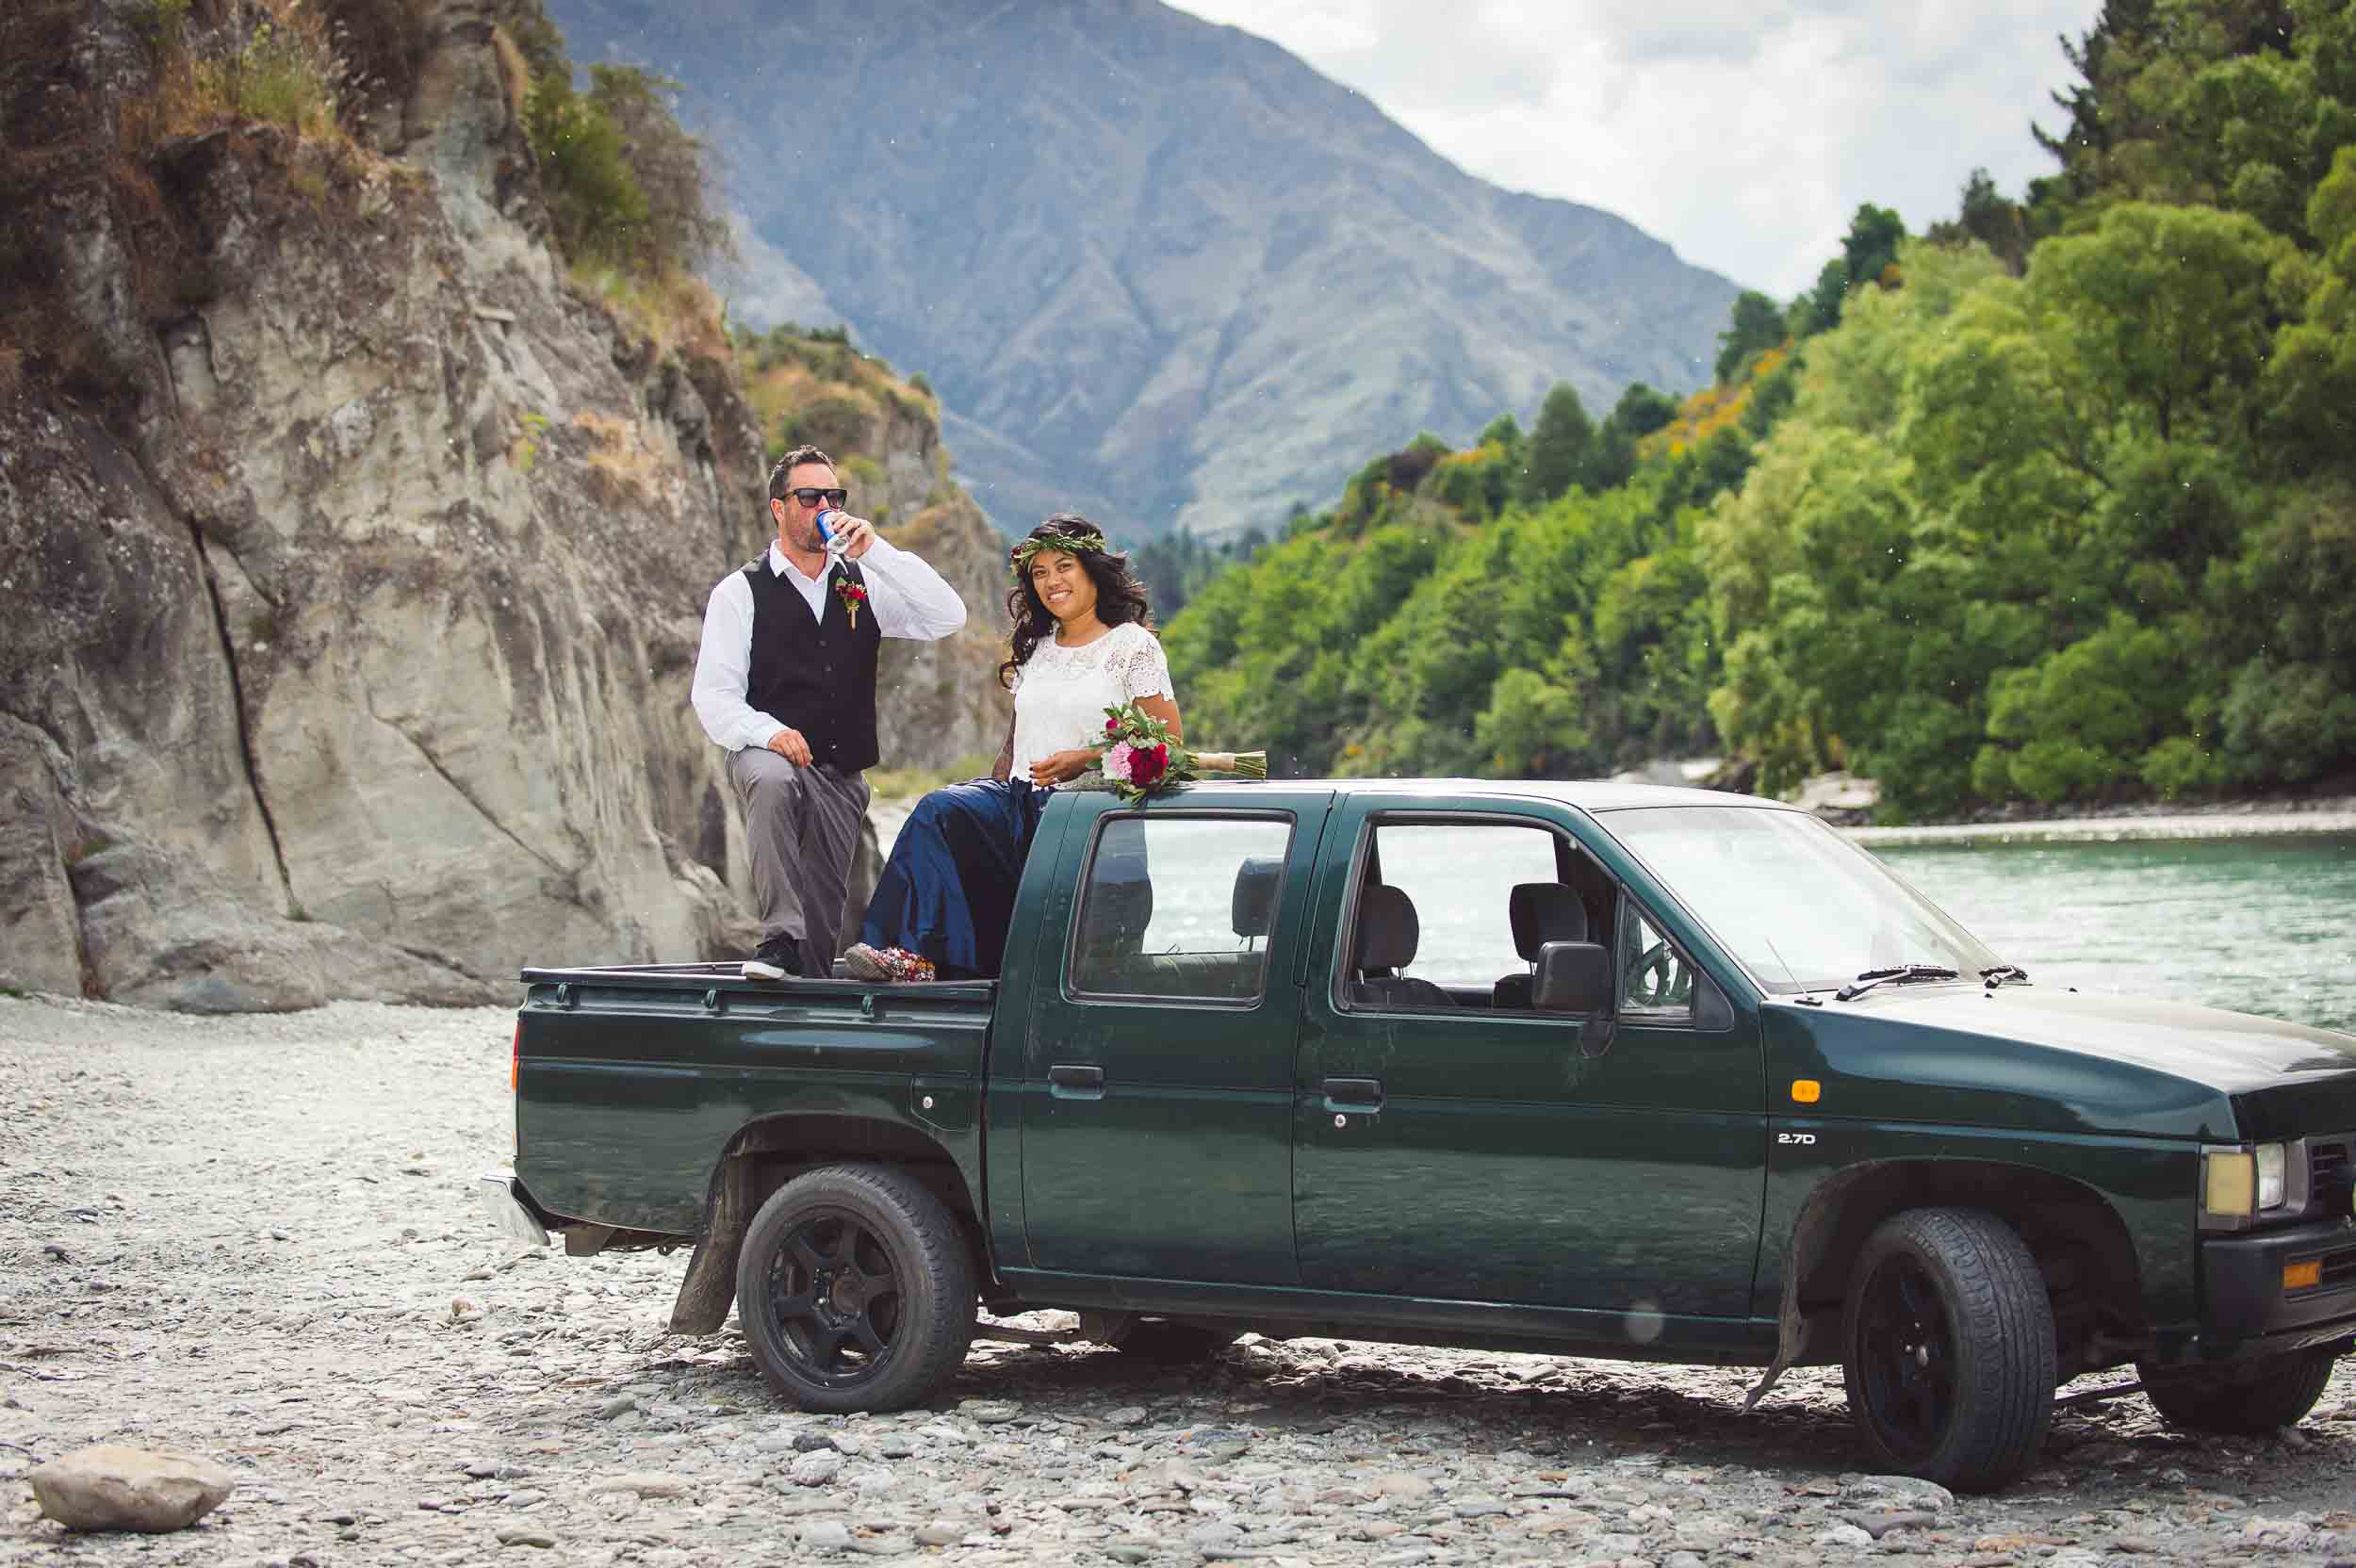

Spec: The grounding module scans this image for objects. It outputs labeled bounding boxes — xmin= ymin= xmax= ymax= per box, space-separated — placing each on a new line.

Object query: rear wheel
xmin=734 ymin=1164 xmax=974 ymax=1413
xmin=1841 ymin=1207 xmax=2054 ymax=1492
xmin=2137 ymin=1349 xmax=2336 ymax=1434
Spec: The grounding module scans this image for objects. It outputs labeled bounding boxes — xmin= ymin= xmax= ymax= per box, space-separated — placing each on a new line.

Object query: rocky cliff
xmin=0 ymin=0 xmax=1007 ymax=1010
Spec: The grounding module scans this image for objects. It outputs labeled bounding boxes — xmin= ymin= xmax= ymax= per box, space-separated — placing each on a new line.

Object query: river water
xmin=1875 ymin=832 xmax=2356 ymax=1035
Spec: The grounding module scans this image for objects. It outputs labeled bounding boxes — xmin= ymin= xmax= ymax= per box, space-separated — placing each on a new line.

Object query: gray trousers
xmin=726 ymin=749 xmax=872 ymax=975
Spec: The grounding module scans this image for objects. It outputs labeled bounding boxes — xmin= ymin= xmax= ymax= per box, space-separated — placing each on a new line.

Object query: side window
xmin=1343 ymin=822 xmax=1562 ymax=1007
xmin=1619 ymin=902 xmax=1697 ymax=1021
xmin=1070 ymin=814 xmax=1293 ymax=1004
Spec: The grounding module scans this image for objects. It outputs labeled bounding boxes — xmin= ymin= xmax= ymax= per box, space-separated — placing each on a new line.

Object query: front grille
xmin=2310 ymin=1139 xmax=2351 ymax=1218
xmin=2321 ymin=1248 xmax=2356 ymax=1291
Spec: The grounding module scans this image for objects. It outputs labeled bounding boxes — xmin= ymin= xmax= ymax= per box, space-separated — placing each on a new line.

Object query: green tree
xmin=1714 ymin=290 xmax=1785 ymax=383
xmin=1475 ymin=667 xmax=1590 ymax=776
xmin=524 ymin=72 xmax=649 ymax=266
xmin=1518 ymin=383 xmax=1594 ymax=505
xmin=1796 ymin=204 xmax=1909 ymax=334
xmin=585 ymin=64 xmax=731 ymax=274
xmin=1926 ymin=168 xmax=2034 ymax=274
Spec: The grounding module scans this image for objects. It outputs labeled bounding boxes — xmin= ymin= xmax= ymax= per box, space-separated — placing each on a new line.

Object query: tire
xmin=1103 ymin=1317 xmax=1241 ymax=1364
xmin=2137 ymin=1348 xmax=2336 ymax=1434
xmin=1841 ymin=1207 xmax=2055 ymax=1493
xmin=733 ymin=1163 xmax=975 ymax=1413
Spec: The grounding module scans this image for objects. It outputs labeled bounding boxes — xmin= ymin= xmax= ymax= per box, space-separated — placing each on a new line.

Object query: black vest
xmin=743 ymin=555 xmax=883 ymax=771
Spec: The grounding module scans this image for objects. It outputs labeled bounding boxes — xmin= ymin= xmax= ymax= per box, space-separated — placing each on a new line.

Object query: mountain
xmin=541 ymin=0 xmax=1742 ymax=537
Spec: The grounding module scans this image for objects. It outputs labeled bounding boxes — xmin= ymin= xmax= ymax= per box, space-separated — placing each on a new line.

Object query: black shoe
xmin=742 ymin=935 xmax=802 ymax=981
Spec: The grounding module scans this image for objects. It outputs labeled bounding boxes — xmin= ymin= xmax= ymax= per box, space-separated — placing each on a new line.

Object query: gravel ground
xmin=6 ymin=993 xmax=2356 ymax=1568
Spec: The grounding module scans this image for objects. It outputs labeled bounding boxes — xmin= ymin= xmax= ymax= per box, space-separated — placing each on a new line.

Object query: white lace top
xmin=1009 ymin=620 xmax=1175 ymax=786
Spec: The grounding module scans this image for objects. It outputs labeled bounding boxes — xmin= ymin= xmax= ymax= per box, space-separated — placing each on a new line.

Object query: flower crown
xmin=1008 ymin=531 xmax=1108 ymax=583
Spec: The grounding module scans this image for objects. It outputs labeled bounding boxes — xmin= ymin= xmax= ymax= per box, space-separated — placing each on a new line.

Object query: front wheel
xmin=2137 ymin=1349 xmax=2336 ymax=1434
xmin=734 ymin=1164 xmax=975 ymax=1413
xmin=1841 ymin=1207 xmax=2055 ymax=1492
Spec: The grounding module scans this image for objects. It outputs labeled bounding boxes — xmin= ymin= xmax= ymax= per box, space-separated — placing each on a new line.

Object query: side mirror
xmin=1533 ymin=940 xmax=1613 ymax=1016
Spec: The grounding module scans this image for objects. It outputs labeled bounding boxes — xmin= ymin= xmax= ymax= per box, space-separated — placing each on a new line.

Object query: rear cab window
xmin=1068 ymin=813 xmax=1295 ymax=1004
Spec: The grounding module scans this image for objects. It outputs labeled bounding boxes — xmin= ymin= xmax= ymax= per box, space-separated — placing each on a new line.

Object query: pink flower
xmin=1104 ymin=741 xmax=1137 ymax=780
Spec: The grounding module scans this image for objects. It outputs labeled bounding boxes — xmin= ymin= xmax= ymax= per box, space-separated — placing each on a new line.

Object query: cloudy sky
xmin=1168 ymin=0 xmax=2099 ymax=298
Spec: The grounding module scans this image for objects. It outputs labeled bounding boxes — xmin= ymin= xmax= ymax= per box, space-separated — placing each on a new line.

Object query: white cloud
xmin=1170 ymin=0 xmax=2098 ymax=296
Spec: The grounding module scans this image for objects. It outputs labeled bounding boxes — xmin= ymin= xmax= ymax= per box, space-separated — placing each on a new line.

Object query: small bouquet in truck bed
xmin=1077 ymin=701 xmax=1267 ymax=802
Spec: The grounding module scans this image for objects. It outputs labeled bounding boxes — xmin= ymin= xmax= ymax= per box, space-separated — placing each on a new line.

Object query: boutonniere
xmin=834 ymin=576 xmax=869 ymax=629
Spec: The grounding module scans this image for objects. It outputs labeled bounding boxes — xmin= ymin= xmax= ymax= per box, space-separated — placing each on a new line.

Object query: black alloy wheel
xmin=1841 ymin=1207 xmax=2054 ymax=1492
xmin=1852 ymin=1248 xmax=1956 ymax=1464
xmin=735 ymin=1164 xmax=975 ymax=1413
xmin=763 ymin=1208 xmax=903 ymax=1389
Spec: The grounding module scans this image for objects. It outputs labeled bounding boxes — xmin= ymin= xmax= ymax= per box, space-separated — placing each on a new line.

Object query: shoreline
xmin=1845 ymin=793 xmax=2356 ymax=848
xmin=1848 ymin=810 xmax=2356 ymax=847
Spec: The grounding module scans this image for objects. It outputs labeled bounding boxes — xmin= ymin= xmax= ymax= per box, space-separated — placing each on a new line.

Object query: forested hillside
xmin=1163 ymin=0 xmax=2356 ymax=820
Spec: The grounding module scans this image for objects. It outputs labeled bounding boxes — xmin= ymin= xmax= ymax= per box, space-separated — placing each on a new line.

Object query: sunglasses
xmin=787 ymin=487 xmax=849 ymax=507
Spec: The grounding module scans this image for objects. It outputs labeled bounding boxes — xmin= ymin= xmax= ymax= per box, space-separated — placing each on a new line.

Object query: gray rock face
xmin=0 ymin=0 xmax=1005 ymax=1009
xmin=27 ymin=1444 xmax=235 ymax=1532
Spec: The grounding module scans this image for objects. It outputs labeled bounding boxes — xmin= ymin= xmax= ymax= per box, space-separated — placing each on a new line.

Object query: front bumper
xmin=477 ymin=1171 xmax=549 ymax=1251
xmin=2201 ymin=1217 xmax=2356 ymax=1345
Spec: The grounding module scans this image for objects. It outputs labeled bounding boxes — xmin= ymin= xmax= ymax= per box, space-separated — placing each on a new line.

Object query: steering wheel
xmin=1629 ymin=939 xmax=1693 ymax=1008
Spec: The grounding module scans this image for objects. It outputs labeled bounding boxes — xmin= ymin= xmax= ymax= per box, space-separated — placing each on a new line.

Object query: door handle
xmin=1322 ymin=1076 xmax=1383 ymax=1112
xmin=1048 ymin=1063 xmax=1105 ymax=1099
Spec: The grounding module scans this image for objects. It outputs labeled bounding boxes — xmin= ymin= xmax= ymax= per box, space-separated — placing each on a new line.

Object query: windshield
xmin=1600 ymin=806 xmax=2003 ymax=995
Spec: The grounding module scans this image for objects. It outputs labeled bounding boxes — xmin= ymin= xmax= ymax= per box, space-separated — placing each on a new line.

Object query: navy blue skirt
xmin=859 ymin=778 xmax=1049 ymax=981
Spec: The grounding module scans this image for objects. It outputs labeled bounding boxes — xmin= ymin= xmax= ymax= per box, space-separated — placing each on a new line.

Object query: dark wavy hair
xmin=1000 ymin=514 xmax=1153 ymax=691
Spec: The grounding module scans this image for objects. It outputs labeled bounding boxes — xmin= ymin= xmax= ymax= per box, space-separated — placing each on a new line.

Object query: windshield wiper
xmin=1980 ymin=963 xmax=2030 ymax=988
xmin=1835 ymin=964 xmax=1960 ymax=1002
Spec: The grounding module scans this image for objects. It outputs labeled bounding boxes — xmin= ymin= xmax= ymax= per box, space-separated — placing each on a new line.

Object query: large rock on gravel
xmin=27 ymin=1444 xmax=235 ymax=1532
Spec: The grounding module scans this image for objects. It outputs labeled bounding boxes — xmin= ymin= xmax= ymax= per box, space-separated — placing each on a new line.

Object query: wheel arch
xmin=668 ymin=1113 xmax=986 ymax=1334
xmin=1776 ymin=1158 xmax=2148 ymax=1377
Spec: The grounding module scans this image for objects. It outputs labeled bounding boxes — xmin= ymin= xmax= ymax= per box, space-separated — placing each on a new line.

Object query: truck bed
xmin=514 ymin=964 xmax=996 ymax=1235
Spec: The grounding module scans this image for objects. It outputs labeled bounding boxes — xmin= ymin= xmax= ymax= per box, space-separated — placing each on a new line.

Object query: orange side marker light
xmin=511 ymin=1020 xmax=520 ymax=1093
xmin=1791 ymin=1079 xmax=1822 ymax=1104
xmin=2284 ymin=1259 xmax=2322 ymax=1292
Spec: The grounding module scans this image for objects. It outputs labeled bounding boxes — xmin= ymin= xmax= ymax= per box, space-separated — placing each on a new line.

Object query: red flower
xmin=834 ymin=578 xmax=868 ymax=628
xmin=1105 ymin=717 xmax=1121 ymax=734
xmin=1131 ymin=743 xmax=1169 ymax=787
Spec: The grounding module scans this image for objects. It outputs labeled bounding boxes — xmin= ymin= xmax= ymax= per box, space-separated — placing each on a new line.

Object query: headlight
xmin=2256 ymin=1142 xmax=2287 ymax=1210
xmin=2202 ymin=1142 xmax=2293 ymax=1229
xmin=2204 ymin=1149 xmax=2255 ymax=1220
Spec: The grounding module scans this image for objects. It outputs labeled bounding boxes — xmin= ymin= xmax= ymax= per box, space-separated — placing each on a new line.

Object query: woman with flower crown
xmin=843 ymin=514 xmax=1180 ymax=983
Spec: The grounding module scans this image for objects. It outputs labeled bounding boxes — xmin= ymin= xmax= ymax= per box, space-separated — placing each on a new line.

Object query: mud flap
xmin=668 ymin=1157 xmax=752 ymax=1335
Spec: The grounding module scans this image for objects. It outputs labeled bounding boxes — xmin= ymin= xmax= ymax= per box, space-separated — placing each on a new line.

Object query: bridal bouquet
xmin=1085 ymin=702 xmax=1268 ymax=802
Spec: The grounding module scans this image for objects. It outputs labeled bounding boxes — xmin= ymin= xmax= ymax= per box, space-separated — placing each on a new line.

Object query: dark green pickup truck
xmin=486 ymin=781 xmax=2356 ymax=1491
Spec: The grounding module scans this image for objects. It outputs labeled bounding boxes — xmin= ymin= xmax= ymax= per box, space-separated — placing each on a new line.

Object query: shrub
xmin=524 ymin=73 xmax=647 ymax=266
xmin=2141 ymin=736 xmax=2227 ymax=799
xmin=2221 ymin=660 xmax=2356 ymax=782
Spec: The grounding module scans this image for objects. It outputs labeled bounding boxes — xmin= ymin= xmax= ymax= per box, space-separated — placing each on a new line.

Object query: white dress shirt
xmin=693 ymin=537 xmax=968 ymax=753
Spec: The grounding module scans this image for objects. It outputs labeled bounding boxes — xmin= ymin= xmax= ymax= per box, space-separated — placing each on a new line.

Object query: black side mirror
xmin=1533 ymin=940 xmax=1613 ymax=1015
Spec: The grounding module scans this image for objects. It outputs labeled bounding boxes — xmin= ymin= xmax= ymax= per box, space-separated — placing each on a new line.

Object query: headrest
xmin=1088 ymin=841 xmax=1154 ymax=952
xmin=1353 ymin=884 xmax=1419 ymax=972
xmin=1510 ymin=882 xmax=1587 ymax=960
xmin=1232 ymin=857 xmax=1282 ymax=938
